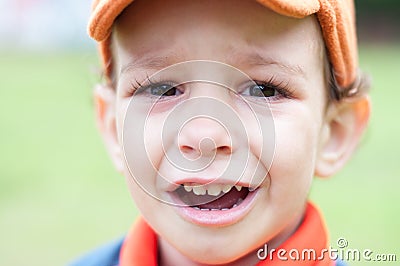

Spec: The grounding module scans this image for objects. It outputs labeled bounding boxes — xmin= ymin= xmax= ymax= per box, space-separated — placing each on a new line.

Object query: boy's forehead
xmin=89 ymin=0 xmax=357 ymax=88
xmin=112 ymin=0 xmax=323 ymax=76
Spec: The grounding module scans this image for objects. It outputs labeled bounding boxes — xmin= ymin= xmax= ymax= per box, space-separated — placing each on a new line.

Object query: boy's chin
xmin=159 ymin=220 xmax=266 ymax=266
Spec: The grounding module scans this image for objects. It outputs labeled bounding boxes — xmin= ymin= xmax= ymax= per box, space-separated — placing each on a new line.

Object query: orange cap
xmin=88 ymin=0 xmax=358 ymax=88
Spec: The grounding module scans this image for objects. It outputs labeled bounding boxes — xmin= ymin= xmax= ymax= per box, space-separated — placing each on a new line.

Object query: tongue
xmin=176 ymin=186 xmax=249 ymax=209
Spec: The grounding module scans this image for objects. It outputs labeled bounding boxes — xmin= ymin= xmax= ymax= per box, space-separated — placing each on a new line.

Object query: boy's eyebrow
xmin=239 ymin=51 xmax=306 ymax=78
xmin=120 ymin=51 xmax=306 ymax=78
xmin=120 ymin=53 xmax=178 ymax=76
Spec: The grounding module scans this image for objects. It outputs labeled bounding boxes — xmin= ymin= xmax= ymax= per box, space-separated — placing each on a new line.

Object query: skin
xmin=94 ymin=0 xmax=371 ymax=265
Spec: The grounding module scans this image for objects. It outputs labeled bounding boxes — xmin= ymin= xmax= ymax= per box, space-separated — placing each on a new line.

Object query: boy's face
xmin=109 ymin=0 xmax=329 ymax=264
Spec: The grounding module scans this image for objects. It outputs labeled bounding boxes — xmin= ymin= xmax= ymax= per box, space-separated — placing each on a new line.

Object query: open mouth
xmin=173 ymin=183 xmax=252 ymax=210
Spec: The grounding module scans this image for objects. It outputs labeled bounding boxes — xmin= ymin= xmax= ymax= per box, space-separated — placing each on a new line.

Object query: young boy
xmin=72 ymin=0 xmax=370 ymax=265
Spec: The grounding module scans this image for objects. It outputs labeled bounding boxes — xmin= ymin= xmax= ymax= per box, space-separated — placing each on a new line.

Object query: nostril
xmin=180 ymin=145 xmax=195 ymax=154
xmin=179 ymin=145 xmax=202 ymax=161
xmin=217 ymin=146 xmax=232 ymax=154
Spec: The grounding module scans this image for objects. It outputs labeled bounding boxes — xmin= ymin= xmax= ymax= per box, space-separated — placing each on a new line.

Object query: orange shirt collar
xmin=120 ymin=202 xmax=334 ymax=266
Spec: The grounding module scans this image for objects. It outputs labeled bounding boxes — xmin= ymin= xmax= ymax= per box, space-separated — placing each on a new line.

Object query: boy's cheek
xmin=115 ymin=98 xmax=130 ymax=143
xmin=122 ymin=170 xmax=169 ymax=225
xmin=268 ymin=117 xmax=320 ymax=188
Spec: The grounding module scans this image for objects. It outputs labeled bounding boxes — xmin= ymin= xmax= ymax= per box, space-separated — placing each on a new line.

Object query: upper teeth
xmin=183 ymin=183 xmax=243 ymax=196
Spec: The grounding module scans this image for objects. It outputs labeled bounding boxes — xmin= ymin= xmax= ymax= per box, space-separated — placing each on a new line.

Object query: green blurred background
xmin=0 ymin=1 xmax=399 ymax=266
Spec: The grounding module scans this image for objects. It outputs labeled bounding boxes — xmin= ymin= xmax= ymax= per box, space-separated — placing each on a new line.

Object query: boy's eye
xmin=149 ymin=84 xmax=180 ymax=97
xmin=248 ymin=84 xmax=277 ymax=98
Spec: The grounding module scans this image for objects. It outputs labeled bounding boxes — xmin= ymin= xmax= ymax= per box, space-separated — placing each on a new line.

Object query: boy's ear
xmin=94 ymin=84 xmax=124 ymax=173
xmin=315 ymin=95 xmax=371 ymax=177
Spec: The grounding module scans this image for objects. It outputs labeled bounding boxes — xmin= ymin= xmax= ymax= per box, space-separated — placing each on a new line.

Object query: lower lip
xmin=169 ymin=189 xmax=259 ymax=227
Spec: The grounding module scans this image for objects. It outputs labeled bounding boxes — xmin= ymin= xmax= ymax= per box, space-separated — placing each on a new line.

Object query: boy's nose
xmin=178 ymin=117 xmax=232 ymax=160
